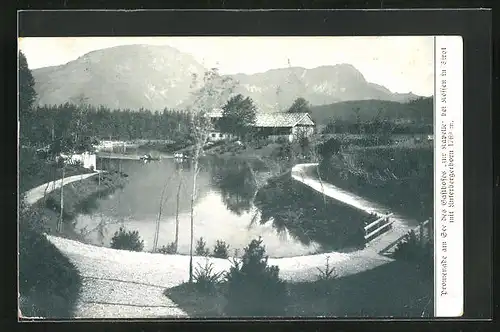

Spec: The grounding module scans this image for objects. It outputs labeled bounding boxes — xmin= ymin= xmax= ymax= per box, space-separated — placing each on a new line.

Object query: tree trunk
xmin=153 ymin=180 xmax=168 ymax=252
xmin=153 ymin=172 xmax=175 ymax=252
xmin=97 ymin=170 xmax=104 ymax=245
xmin=175 ymin=174 xmax=182 ymax=253
xmin=189 ymin=151 xmax=200 ymax=283
xmin=43 ymin=162 xmax=54 ymax=203
xmin=57 ymin=165 xmax=65 ymax=233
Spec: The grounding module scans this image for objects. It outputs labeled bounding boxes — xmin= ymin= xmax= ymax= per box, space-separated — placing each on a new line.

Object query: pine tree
xmin=18 ymin=51 xmax=37 ymax=112
xmin=18 ymin=51 xmax=37 ymax=146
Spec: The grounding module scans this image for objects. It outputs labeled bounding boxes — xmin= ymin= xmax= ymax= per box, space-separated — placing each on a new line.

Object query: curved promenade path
xmin=22 ymin=164 xmax=419 ymax=318
xmin=291 ymin=163 xmax=420 ymax=255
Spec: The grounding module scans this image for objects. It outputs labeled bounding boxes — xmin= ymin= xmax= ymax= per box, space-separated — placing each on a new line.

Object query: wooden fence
xmin=378 ymin=218 xmax=433 ymax=255
xmin=364 ymin=213 xmax=394 ymax=241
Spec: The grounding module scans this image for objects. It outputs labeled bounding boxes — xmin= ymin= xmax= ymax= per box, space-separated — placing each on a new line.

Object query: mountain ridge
xmin=31 ymin=44 xmax=422 ymax=112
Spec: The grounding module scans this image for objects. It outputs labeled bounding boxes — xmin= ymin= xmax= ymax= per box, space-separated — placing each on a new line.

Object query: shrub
xmin=212 ymin=240 xmax=230 ymax=259
xmin=393 ymin=230 xmax=420 ymax=261
xmin=110 ymin=227 xmax=144 ymax=252
xmin=393 ymin=229 xmax=433 ymax=278
xmin=195 ymin=237 xmax=210 ymax=256
xmin=314 ymin=255 xmax=338 ymax=296
xmin=158 ymin=242 xmax=177 ymax=254
xmin=316 ymin=256 xmax=338 ymax=282
xmin=193 ymin=258 xmax=225 ymax=294
xmin=224 ymin=237 xmax=288 ymax=316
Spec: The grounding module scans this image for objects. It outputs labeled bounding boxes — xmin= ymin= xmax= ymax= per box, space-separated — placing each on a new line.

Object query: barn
xmin=207 ymin=110 xmax=315 ymax=143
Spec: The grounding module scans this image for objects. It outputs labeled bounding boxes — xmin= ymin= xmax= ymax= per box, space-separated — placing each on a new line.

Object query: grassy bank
xmin=35 ymin=171 xmax=128 ymax=240
xmin=19 ymin=166 xmax=127 ymax=318
xmin=18 ymin=198 xmax=83 ymax=318
xmin=318 ymin=144 xmax=433 ymax=221
xmin=19 ymin=147 xmax=93 ymax=193
xmin=286 ymin=259 xmax=432 ymax=317
xmin=204 ymin=137 xmax=321 ymax=176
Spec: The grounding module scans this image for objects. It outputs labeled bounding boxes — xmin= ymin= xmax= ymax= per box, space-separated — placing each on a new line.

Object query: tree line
xmin=21 ymin=104 xmax=194 ymax=149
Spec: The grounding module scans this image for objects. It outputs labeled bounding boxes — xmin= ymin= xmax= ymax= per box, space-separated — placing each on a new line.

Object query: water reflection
xmin=254 ymin=173 xmax=367 ymax=252
xmin=77 ymin=156 xmax=320 ymax=257
xmin=77 ymin=155 xmax=369 ymax=257
xmin=206 ymin=158 xmax=259 ymax=216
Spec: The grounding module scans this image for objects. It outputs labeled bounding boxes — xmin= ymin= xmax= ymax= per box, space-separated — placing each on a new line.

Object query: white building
xmin=65 ymin=152 xmax=97 ymax=170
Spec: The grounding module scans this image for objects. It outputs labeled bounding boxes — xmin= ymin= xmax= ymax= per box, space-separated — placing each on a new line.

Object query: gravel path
xmin=22 ymin=165 xmax=413 ymax=318
xmin=24 ymin=172 xmax=100 ymax=205
xmin=46 ymin=235 xmax=392 ymax=318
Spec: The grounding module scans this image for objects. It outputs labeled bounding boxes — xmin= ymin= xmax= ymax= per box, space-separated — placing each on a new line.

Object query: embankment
xmin=19 ymin=170 xmax=127 ymax=318
xmin=19 ymin=147 xmax=93 ymax=193
xmin=254 ymin=171 xmax=378 ymax=252
xmin=34 ymin=171 xmax=128 ymax=240
xmin=318 ymin=145 xmax=433 ymax=221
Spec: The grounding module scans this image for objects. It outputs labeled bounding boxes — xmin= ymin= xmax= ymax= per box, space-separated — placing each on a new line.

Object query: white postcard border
xmin=434 ymin=35 xmax=464 ymax=317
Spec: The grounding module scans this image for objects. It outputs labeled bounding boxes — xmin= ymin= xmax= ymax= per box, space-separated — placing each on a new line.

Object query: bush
xmin=224 ymin=237 xmax=288 ymax=316
xmin=193 ymin=258 xmax=225 ymax=294
xmin=212 ymin=240 xmax=230 ymax=259
xmin=393 ymin=229 xmax=433 ymax=278
xmin=393 ymin=230 xmax=432 ymax=261
xmin=195 ymin=237 xmax=210 ymax=256
xmin=110 ymin=227 xmax=144 ymax=252
xmin=316 ymin=256 xmax=338 ymax=282
xmin=314 ymin=255 xmax=338 ymax=296
xmin=158 ymin=242 xmax=177 ymax=254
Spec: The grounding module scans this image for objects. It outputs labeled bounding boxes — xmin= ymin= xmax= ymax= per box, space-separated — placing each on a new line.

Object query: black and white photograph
xmin=17 ymin=34 xmax=463 ymax=319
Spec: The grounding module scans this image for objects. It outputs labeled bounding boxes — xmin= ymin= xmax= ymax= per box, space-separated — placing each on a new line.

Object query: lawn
xmin=164 ymin=259 xmax=433 ymax=318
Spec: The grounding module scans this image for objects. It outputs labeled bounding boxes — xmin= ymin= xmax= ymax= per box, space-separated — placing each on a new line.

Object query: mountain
xmin=229 ymin=65 xmax=419 ymax=112
xmin=32 ymin=44 xmax=206 ymax=110
xmin=32 ymin=44 xmax=421 ymax=111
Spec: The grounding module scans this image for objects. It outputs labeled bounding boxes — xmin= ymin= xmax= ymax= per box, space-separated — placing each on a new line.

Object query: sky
xmin=18 ymin=36 xmax=434 ymax=96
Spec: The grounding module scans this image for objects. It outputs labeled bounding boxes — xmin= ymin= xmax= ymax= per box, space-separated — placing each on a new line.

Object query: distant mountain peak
xmin=31 ymin=44 xmax=421 ymax=111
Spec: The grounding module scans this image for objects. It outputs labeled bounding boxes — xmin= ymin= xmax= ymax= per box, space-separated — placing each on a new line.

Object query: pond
xmin=74 ymin=155 xmax=370 ymax=258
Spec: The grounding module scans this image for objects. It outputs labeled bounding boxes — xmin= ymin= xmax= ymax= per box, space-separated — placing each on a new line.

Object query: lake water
xmin=74 ymin=156 xmax=325 ymax=258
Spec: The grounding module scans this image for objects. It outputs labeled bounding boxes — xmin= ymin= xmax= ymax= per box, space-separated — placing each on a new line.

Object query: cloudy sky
xmin=18 ymin=36 xmax=434 ymax=96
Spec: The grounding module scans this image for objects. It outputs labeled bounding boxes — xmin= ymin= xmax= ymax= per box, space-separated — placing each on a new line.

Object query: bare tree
xmin=152 ymin=172 xmax=176 ymax=252
xmin=174 ymin=169 xmax=183 ymax=252
xmin=186 ymin=68 xmax=237 ymax=283
xmin=57 ymin=163 xmax=65 ymax=233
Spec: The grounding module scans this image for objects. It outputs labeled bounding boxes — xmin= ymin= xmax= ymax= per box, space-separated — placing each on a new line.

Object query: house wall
xmin=207 ymin=131 xmax=234 ymax=142
xmin=291 ymin=125 xmax=315 ymax=141
xmin=68 ymin=152 xmax=97 ymax=170
xmin=255 ymin=127 xmax=293 ymax=142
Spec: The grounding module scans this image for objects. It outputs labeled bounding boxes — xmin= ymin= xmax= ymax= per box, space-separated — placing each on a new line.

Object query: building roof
xmin=254 ymin=112 xmax=314 ymax=128
xmin=208 ymin=110 xmax=315 ymax=128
